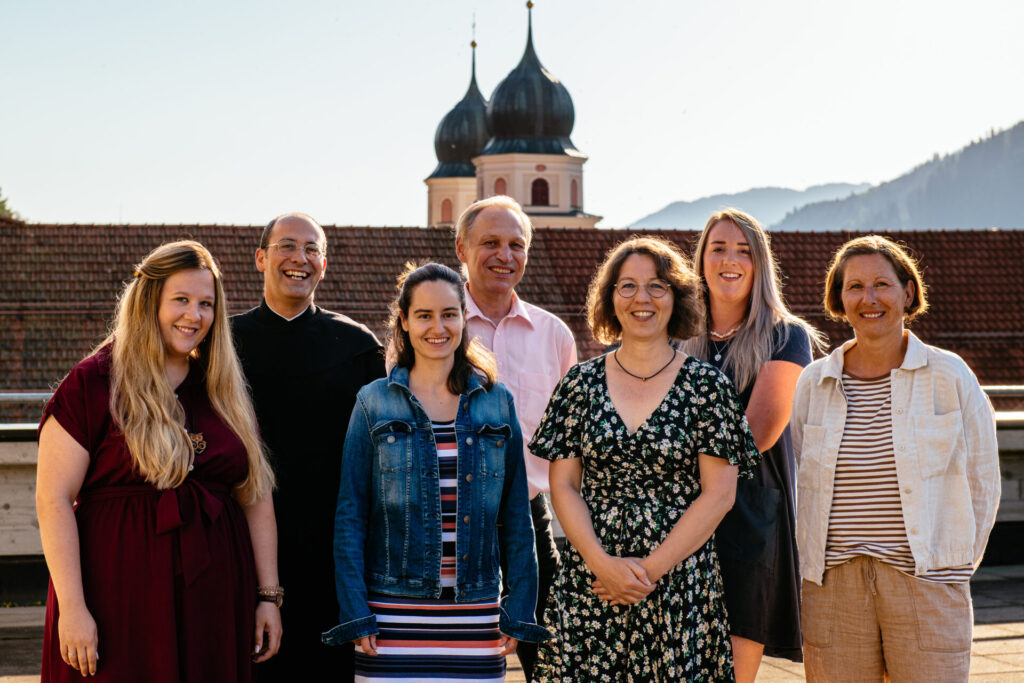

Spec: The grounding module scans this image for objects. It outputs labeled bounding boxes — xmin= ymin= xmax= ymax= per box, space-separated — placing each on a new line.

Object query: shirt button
xmin=898 ymin=445 xmax=905 ymax=451
xmin=496 ymin=440 xmax=504 ymax=447
xmin=904 ymin=488 xmax=912 ymax=494
xmin=387 ymin=435 xmax=395 ymax=444
xmin=465 ymin=474 xmax=473 ymax=482
xmin=466 ymin=437 xmax=474 ymax=446
xmin=895 ymin=408 xmax=903 ymax=415
xmin=463 ymin=516 xmax=471 ymax=524
xmin=910 ymin=527 xmax=919 ymax=534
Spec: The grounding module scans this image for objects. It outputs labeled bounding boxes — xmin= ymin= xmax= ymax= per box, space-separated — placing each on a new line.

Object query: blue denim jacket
xmin=322 ymin=366 xmax=549 ymax=645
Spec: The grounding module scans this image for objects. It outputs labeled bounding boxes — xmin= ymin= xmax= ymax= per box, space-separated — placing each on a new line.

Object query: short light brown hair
xmin=586 ymin=236 xmax=703 ymax=345
xmin=453 ymin=195 xmax=534 ymax=249
xmin=823 ymin=235 xmax=928 ymax=321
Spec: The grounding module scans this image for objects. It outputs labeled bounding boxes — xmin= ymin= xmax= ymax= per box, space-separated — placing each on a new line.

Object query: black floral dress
xmin=529 ymin=355 xmax=761 ymax=682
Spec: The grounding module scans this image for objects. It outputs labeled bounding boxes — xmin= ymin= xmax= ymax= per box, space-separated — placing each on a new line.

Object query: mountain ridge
xmin=773 ymin=121 xmax=1024 ymax=231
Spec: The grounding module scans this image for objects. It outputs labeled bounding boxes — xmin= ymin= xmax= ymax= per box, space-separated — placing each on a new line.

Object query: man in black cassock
xmin=231 ymin=213 xmax=385 ymax=681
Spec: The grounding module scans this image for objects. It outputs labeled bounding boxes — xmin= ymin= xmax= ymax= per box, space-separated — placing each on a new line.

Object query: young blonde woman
xmin=36 ymin=241 xmax=280 ymax=681
xmin=681 ymin=209 xmax=825 ymax=681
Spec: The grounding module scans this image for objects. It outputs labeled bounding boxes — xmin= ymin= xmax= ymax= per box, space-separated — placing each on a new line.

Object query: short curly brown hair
xmin=823 ymin=235 xmax=929 ymax=322
xmin=586 ymin=236 xmax=704 ymax=345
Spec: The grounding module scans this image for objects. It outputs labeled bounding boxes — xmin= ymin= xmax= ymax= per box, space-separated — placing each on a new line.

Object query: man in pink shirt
xmin=454 ymin=196 xmax=577 ymax=681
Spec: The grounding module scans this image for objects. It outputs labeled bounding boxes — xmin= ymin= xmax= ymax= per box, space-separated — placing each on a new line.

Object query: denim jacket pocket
xmin=372 ymin=420 xmax=414 ymax=473
xmin=478 ymin=423 xmax=512 ymax=478
xmin=913 ymin=412 xmax=966 ymax=479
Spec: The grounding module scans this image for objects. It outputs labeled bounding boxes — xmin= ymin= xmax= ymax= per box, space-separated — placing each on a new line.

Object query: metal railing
xmin=2 ymin=387 xmax=1022 ymax=403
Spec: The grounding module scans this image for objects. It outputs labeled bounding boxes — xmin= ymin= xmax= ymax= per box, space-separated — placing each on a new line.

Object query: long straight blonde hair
xmin=680 ymin=209 xmax=826 ymax=393
xmin=99 ymin=240 xmax=273 ymax=503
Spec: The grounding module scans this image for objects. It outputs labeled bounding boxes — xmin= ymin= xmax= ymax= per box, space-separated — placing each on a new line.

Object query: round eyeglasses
xmin=614 ymin=279 xmax=671 ymax=298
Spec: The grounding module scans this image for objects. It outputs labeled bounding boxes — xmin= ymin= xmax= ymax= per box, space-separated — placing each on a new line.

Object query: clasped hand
xmin=589 ymin=554 xmax=657 ymax=605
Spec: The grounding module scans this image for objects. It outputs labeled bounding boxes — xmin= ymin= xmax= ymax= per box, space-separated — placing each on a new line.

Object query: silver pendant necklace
xmin=709 ymin=338 xmax=729 ymax=363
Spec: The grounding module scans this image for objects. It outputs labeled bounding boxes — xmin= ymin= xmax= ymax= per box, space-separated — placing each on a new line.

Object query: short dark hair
xmin=823 ymin=235 xmax=928 ymax=322
xmin=586 ymin=236 xmax=704 ymax=345
xmin=387 ymin=262 xmax=497 ymax=394
xmin=259 ymin=213 xmax=327 ymax=253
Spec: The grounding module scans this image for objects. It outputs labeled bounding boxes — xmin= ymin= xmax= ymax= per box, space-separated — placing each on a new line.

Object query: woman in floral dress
xmin=530 ymin=237 xmax=761 ymax=682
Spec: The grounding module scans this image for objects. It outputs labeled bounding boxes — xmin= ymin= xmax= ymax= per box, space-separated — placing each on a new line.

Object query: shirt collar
xmin=819 ymin=329 xmax=927 ymax=383
xmin=465 ymin=288 xmax=534 ymax=328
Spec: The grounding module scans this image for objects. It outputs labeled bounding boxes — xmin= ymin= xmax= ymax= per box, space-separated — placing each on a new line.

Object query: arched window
xmin=531 ymin=178 xmax=549 ymax=206
xmin=570 ymin=179 xmax=579 ymax=208
xmin=494 ymin=177 xmax=507 ymax=196
xmin=440 ymin=199 xmax=453 ymax=223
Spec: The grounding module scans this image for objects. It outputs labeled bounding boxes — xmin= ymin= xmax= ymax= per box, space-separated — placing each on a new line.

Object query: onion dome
xmin=427 ymin=42 xmax=490 ymax=179
xmin=480 ymin=3 xmax=579 ymax=156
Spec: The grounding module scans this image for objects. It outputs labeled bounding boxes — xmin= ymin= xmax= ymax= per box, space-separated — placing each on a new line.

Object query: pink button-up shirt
xmin=466 ymin=290 xmax=577 ymax=499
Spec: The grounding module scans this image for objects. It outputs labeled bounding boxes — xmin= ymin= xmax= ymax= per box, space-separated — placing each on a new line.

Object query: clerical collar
xmin=263 ymin=300 xmax=314 ymax=321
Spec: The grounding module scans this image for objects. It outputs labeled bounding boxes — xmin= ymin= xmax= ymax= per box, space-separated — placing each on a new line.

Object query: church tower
xmin=425 ymin=41 xmax=490 ymax=228
xmin=472 ymin=2 xmax=601 ymax=228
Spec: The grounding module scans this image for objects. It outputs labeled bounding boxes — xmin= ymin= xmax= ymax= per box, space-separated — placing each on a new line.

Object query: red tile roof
xmin=2 ymin=221 xmax=1021 ymax=418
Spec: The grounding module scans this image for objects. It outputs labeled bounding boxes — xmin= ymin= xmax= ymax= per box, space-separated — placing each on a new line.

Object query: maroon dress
xmin=39 ymin=348 xmax=258 ymax=682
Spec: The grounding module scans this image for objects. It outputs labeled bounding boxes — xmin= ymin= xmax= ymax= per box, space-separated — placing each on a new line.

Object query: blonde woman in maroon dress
xmin=35 ymin=241 xmax=281 ymax=681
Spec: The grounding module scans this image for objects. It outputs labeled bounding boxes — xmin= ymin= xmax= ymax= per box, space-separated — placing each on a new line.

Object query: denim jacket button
xmin=463 ymin=515 xmax=470 ymax=524
xmin=386 ymin=435 xmax=395 ymax=444
xmin=462 ymin=554 xmax=469 ymax=562
xmin=496 ymin=439 xmax=504 ymax=447
xmin=465 ymin=474 xmax=473 ymax=482
xmin=466 ymin=437 xmax=474 ymax=445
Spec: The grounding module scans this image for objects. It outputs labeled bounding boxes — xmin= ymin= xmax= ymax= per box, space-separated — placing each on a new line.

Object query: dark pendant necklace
xmin=614 ymin=348 xmax=677 ymax=382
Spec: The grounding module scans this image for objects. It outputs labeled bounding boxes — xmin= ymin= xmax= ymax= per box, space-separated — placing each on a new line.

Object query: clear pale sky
xmin=2 ymin=0 xmax=1022 ymax=228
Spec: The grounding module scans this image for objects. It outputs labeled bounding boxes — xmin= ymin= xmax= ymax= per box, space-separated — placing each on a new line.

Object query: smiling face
xmin=841 ymin=253 xmax=915 ymax=342
xmin=456 ymin=206 xmax=528 ymax=302
xmin=613 ymin=253 xmax=674 ymax=343
xmin=158 ymin=268 xmax=216 ymax=365
xmin=400 ymin=279 xmax=466 ymax=366
xmin=256 ymin=215 xmax=327 ymax=315
xmin=702 ymin=219 xmax=754 ymax=309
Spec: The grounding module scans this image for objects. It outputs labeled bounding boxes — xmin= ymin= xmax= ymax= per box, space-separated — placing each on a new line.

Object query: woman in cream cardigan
xmin=791 ymin=235 xmax=1000 ymax=682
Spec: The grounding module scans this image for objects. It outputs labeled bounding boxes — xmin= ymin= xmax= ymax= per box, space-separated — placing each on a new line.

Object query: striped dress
xmin=354 ymin=420 xmax=507 ymax=682
xmin=824 ymin=374 xmax=972 ymax=583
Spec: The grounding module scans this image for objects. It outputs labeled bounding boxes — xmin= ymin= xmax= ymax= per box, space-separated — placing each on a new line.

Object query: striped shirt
xmin=825 ymin=373 xmax=972 ymax=583
xmin=435 ymin=420 xmax=458 ymax=587
xmin=354 ymin=420 xmax=505 ymax=682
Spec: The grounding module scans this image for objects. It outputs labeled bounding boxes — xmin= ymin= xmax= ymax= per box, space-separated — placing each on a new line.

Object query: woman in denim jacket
xmin=323 ymin=263 xmax=548 ymax=680
xmin=792 ymin=236 xmax=1000 ymax=682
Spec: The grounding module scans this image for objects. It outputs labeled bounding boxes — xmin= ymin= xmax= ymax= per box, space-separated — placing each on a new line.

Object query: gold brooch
xmin=188 ymin=431 xmax=207 ymax=455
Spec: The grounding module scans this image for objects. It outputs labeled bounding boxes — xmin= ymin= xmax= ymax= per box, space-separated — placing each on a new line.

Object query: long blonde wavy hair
xmin=99 ymin=240 xmax=273 ymax=503
xmin=680 ymin=209 xmax=826 ymax=393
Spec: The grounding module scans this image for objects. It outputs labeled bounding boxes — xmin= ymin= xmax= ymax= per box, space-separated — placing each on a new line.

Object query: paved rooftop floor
xmin=4 ymin=565 xmax=1024 ymax=681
